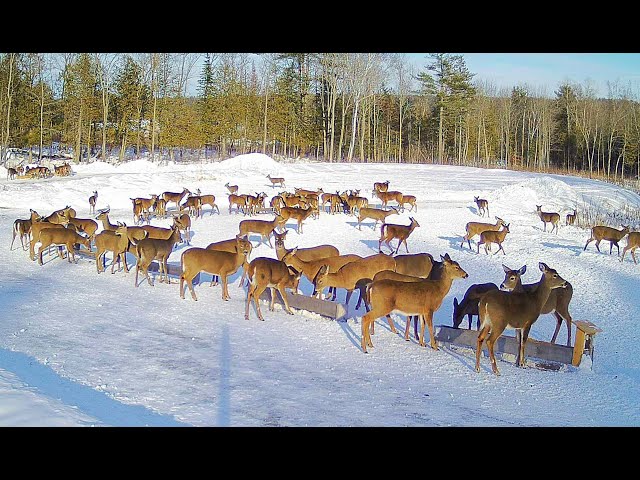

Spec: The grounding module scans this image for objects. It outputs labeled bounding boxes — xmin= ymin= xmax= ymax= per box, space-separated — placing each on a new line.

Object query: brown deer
xmin=197 ymin=192 xmax=220 ymax=216
xmin=461 ymin=217 xmax=505 ymax=250
xmin=379 ymin=217 xmax=420 ymax=254
xmin=312 ymin=253 xmax=396 ymax=306
xmin=621 ymin=231 xmax=640 ymax=264
xmin=65 ymin=216 xmax=99 ymax=243
xmin=238 ymin=215 xmax=286 ymax=248
xmin=498 ymin=264 xmax=575 ymax=346
xmin=360 ymin=253 xmax=468 ymax=353
xmin=11 ymin=209 xmax=40 ymax=251
xmin=180 ymin=235 xmax=252 ymax=301
xmin=475 ymin=262 xmax=568 ymax=375
xmin=161 ymin=188 xmax=191 ymax=212
xmin=225 ymin=182 xmax=239 ymax=195
xmin=95 ymin=208 xmax=118 ymax=232
xmin=374 ymin=190 xmax=404 ymax=209
xmin=266 ymin=174 xmax=286 ymax=188
xmin=474 ymin=196 xmax=489 ymax=217
xmin=356 ymin=206 xmax=398 ymax=231
xmin=172 ymin=214 xmax=191 ymax=245
xmin=280 ymin=249 xmax=362 ymax=292
xmin=536 ymin=205 xmax=560 ymax=234
xmin=273 ymin=230 xmax=339 ymax=263
xmin=399 ymin=194 xmax=417 ymax=212
xmin=36 ymin=228 xmax=91 ymax=265
xmin=278 ymin=206 xmax=315 ymax=234
xmin=584 ymin=225 xmax=630 ymax=256
xmin=244 ymin=257 xmax=302 ymax=321
xmin=206 ymin=237 xmax=254 ymax=287
xmin=89 ymin=191 xmax=98 ymax=214
xmin=131 ymin=225 xmax=181 ymax=287
xmin=228 ymin=194 xmax=248 ymax=215
xmin=29 ymin=210 xmax=72 ymax=261
xmin=373 ymin=180 xmax=390 ymax=193
xmin=452 ymin=264 xmax=526 ymax=330
xmin=94 ymin=223 xmax=131 ymax=274
xmin=566 ymin=209 xmax=577 ymax=226
xmin=476 ymin=223 xmax=510 ymax=255
xmin=181 ymin=195 xmax=202 ymax=218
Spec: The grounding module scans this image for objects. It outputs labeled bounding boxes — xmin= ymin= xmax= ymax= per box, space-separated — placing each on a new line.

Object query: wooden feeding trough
xmin=258 ymin=289 xmax=347 ymax=320
xmin=435 ymin=320 xmax=602 ymax=370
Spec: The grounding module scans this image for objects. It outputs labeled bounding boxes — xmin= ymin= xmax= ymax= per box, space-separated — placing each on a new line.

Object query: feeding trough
xmin=258 ymin=288 xmax=346 ymax=320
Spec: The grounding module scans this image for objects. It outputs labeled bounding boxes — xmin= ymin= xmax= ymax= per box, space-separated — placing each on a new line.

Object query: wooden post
xmin=571 ymin=320 xmax=602 ymax=367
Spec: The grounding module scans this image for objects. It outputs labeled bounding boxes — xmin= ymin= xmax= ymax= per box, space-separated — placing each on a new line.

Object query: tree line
xmin=1 ymin=52 xmax=639 ymax=185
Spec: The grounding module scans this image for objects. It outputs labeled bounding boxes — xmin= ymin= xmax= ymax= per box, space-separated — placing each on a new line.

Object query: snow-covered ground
xmin=1 ymin=153 xmax=640 ymax=426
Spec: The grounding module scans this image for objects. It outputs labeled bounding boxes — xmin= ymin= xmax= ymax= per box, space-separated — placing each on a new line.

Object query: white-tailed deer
xmin=181 ymin=195 xmax=202 ymax=218
xmin=11 ymin=209 xmax=40 ymax=251
xmin=536 ymin=205 xmax=560 ymax=234
xmin=153 ymin=197 xmax=167 ymax=218
xmin=356 ymin=206 xmax=398 ymax=231
xmin=89 ymin=191 xmax=98 ymax=214
xmin=343 ymin=192 xmax=369 ymax=216
xmin=452 ymin=264 xmax=525 ymax=330
xmin=238 ymin=215 xmax=286 ymax=248
xmin=278 ymin=206 xmax=315 ymax=234
xmin=94 ymin=222 xmax=131 ymax=274
xmin=621 ymin=231 xmax=640 ymax=264
xmin=228 ymin=194 xmax=248 ymax=215
xmin=374 ymin=190 xmax=403 ymax=209
xmin=584 ymin=225 xmax=630 ymax=255
xmin=379 ymin=217 xmax=420 ymax=254
xmin=36 ymin=227 xmax=91 ymax=265
xmin=475 ymin=262 xmax=568 ymax=375
xmin=131 ymin=225 xmax=181 ymax=286
xmin=477 ymin=223 xmax=510 ymax=255
xmin=65 ymin=216 xmax=99 ymax=243
xmin=273 ymin=230 xmax=338 ymax=262
xmin=399 ymin=195 xmax=417 ymax=212
xmin=29 ymin=211 xmax=71 ymax=261
xmin=566 ymin=209 xmax=577 ymax=226
xmin=312 ymin=252 xmax=396 ymax=306
xmin=172 ymin=214 xmax=191 ymax=245
xmin=206 ymin=237 xmax=253 ymax=287
xmin=95 ymin=208 xmax=117 ymax=232
xmin=197 ymin=192 xmax=220 ymax=216
xmin=161 ymin=188 xmax=191 ymax=212
xmin=474 ymin=196 xmax=489 ymax=217
xmin=280 ymin=248 xmax=362 ymax=291
xmin=244 ymin=257 xmax=302 ymax=321
xmin=361 ymin=253 xmax=468 ymax=353
xmin=266 ymin=174 xmax=285 ymax=188
xmin=461 ymin=216 xmax=505 ymax=250
xmin=225 ymin=182 xmax=239 ymax=195
xmin=180 ymin=235 xmax=252 ymax=301
xmin=373 ymin=180 xmax=390 ymax=193
xmin=498 ymin=264 xmax=574 ymax=346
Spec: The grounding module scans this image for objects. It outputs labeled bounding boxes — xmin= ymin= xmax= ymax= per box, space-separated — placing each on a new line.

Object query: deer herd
xmin=8 ymin=169 xmax=638 ymax=376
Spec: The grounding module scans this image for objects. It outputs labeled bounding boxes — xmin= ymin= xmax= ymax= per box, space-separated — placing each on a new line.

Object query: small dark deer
xmin=474 ymin=196 xmax=489 ymax=217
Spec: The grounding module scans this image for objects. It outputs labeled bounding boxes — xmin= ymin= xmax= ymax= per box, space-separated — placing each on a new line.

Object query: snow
xmin=2 ymin=153 xmax=640 ymax=426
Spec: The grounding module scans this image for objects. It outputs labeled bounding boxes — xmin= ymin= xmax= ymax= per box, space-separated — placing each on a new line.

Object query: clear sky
xmin=409 ymin=53 xmax=640 ymax=97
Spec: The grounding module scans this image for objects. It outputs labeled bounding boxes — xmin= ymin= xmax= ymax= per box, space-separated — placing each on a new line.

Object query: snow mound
xmin=73 ymin=161 xmax=118 ymax=175
xmin=491 ymin=176 xmax=580 ymax=214
xmin=214 ymin=153 xmax=285 ymax=176
xmin=115 ymin=159 xmax=161 ymax=174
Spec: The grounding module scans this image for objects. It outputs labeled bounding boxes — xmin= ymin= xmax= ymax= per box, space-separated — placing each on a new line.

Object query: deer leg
xmin=486 ymin=330 xmax=502 ymax=375
xmin=361 ymin=313 xmax=374 ymax=353
xmin=414 ymin=316 xmax=419 ymax=340
xmin=384 ymin=314 xmax=397 ymax=334
xmin=632 ymin=248 xmax=638 ymax=264
xmin=404 ymin=239 xmax=409 ymax=253
xmin=277 ymin=286 xmax=294 ymax=315
xmin=519 ymin=325 xmax=532 ymax=367
xmin=210 ymin=274 xmax=219 ymax=287
xmin=244 ymin=282 xmax=259 ymax=320
xmin=595 ymin=240 xmax=601 ymax=253
xmin=404 ymin=317 xmax=411 ymax=341
xmin=475 ymin=326 xmax=490 ymax=373
xmin=424 ymin=311 xmax=437 ymax=350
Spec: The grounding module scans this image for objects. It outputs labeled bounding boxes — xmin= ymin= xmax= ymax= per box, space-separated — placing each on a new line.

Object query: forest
xmin=1 ymin=52 xmax=638 ymax=187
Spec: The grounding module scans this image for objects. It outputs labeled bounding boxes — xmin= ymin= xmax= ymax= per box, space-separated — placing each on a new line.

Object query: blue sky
xmin=409 ymin=53 xmax=640 ymax=96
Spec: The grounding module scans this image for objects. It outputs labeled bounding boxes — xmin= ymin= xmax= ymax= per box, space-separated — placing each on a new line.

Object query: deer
xmin=343 ymin=192 xmax=369 ymax=216
xmin=379 ymin=217 xmax=420 ymax=255
xmin=620 ymin=231 xmax=640 ymax=264
xmin=206 ymin=237 xmax=254 ymax=287
xmin=584 ymin=225 xmax=630 ymax=256
xmin=161 ymin=188 xmax=191 ymax=212
xmin=29 ymin=210 xmax=71 ymax=261
xmin=6 ymin=167 xmax=18 ymax=180
xmin=273 ymin=230 xmax=339 ymax=264
xmin=225 ymin=182 xmax=239 ymax=195
xmin=180 ymin=235 xmax=252 ymax=301
xmin=280 ymin=248 xmax=362 ymax=293
xmin=95 ymin=208 xmax=118 ymax=232
xmin=131 ymin=225 xmax=181 ymax=287
xmin=153 ymin=197 xmax=167 ymax=218
xmin=270 ymin=195 xmax=285 ymax=215
xmin=312 ymin=252 xmax=397 ymax=306
xmin=196 ymin=191 xmax=220 ymax=217
xmin=373 ymin=180 xmax=390 ymax=194
xmin=498 ymin=264 xmax=575 ymax=346
xmin=36 ymin=227 xmax=91 ymax=265
xmin=228 ymin=194 xmax=248 ymax=215
xmin=374 ymin=190 xmax=404 ymax=209
xmin=244 ymin=257 xmax=302 ymax=321
xmin=65 ymin=216 xmax=99 ymax=244
xmin=181 ymin=195 xmax=202 ymax=218
xmin=536 ymin=205 xmax=560 ymax=234
xmin=566 ymin=209 xmax=577 ymax=226
xmin=474 ymin=196 xmax=489 ymax=217
xmin=399 ymin=194 xmax=417 ymax=212
xmin=11 ymin=209 xmax=40 ymax=251
xmin=89 ymin=191 xmax=98 ymax=214
xmin=475 ymin=262 xmax=568 ymax=375
xmin=238 ymin=215 xmax=286 ymax=248
xmin=294 ymin=187 xmax=324 ymax=199
xmin=476 ymin=223 xmax=510 ymax=255
xmin=278 ymin=206 xmax=315 ymax=234
xmin=360 ymin=253 xmax=468 ymax=353
xmin=266 ymin=174 xmax=286 ymax=188
xmin=94 ymin=223 xmax=131 ymax=274
xmin=356 ymin=206 xmax=398 ymax=231
xmin=460 ymin=216 xmax=505 ymax=250
xmin=452 ymin=264 xmax=526 ymax=330
xmin=172 ymin=214 xmax=192 ymax=245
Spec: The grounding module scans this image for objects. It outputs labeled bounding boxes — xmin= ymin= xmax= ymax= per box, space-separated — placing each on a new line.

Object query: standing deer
xmin=379 ymin=217 xmax=420 ymax=254
xmin=566 ymin=209 xmax=577 ymax=226
xmin=244 ymin=257 xmax=302 ymax=321
xmin=131 ymin=225 xmax=181 ymax=287
xmin=621 ymin=231 xmax=640 ymax=264
xmin=373 ymin=180 xmax=390 ymax=194
xmin=266 ymin=174 xmax=286 ymax=188
xmin=474 ymin=196 xmax=489 ymax=217
xmin=475 ymin=262 xmax=568 ymax=375
xmin=476 ymin=223 xmax=510 ymax=255
xmin=225 ymin=182 xmax=239 ymax=195
xmin=360 ymin=253 xmax=468 ymax=353
xmin=584 ymin=225 xmax=630 ymax=256
xmin=238 ymin=215 xmax=286 ymax=248
xmin=536 ymin=205 xmax=560 ymax=234
xmin=356 ymin=206 xmax=398 ymax=231
xmin=89 ymin=191 xmax=98 ymax=214
xmin=461 ymin=217 xmax=505 ymax=250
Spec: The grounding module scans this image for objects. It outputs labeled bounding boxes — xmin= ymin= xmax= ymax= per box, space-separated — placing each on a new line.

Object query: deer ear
xmin=519 ymin=265 xmax=527 ymax=275
xmin=319 ymin=264 xmax=329 ymax=275
xmin=502 ymin=264 xmax=511 ymax=273
xmin=539 ymin=262 xmax=548 ymax=272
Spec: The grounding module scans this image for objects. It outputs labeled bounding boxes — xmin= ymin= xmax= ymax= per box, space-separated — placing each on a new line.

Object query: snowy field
xmin=1 ymin=153 xmax=640 ymax=427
